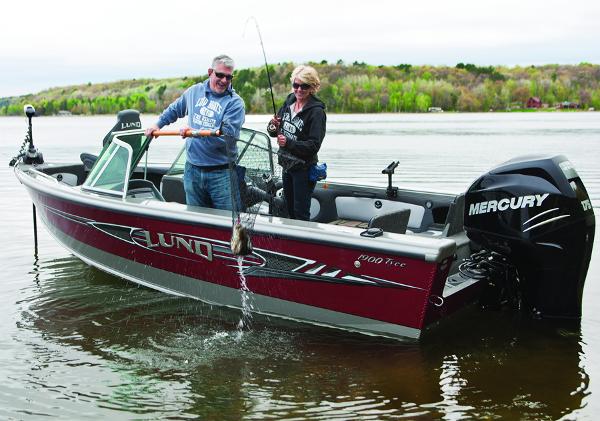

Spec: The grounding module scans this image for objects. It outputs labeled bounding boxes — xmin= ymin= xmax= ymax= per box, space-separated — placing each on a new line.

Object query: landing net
xmin=165 ymin=127 xmax=302 ymax=254
xmin=226 ymin=129 xmax=303 ymax=254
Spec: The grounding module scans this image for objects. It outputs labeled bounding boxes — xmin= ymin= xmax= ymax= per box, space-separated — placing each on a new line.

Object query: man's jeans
xmin=183 ymin=162 xmax=240 ymax=211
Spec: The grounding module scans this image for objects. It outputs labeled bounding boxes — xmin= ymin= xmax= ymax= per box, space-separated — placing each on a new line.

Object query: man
xmin=146 ymin=54 xmax=245 ymax=210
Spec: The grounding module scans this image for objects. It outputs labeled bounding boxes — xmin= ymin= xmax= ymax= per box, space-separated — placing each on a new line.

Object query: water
xmin=235 ymin=256 xmax=254 ymax=339
xmin=1 ymin=112 xmax=599 ymax=420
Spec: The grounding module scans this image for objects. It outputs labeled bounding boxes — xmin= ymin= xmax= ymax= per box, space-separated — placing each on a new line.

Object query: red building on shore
xmin=526 ymin=97 xmax=542 ymax=108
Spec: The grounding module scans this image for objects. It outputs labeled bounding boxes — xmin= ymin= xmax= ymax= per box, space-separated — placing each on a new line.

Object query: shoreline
xmin=0 ymin=108 xmax=596 ymax=118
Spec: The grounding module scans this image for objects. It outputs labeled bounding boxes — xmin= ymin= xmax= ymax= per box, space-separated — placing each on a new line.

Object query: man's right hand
xmin=145 ymin=124 xmax=159 ymax=138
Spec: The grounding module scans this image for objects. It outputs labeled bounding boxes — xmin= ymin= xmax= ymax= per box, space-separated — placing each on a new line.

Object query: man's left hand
xmin=179 ymin=126 xmax=190 ymax=138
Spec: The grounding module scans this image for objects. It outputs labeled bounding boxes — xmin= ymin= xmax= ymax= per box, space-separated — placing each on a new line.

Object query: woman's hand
xmin=277 ymin=134 xmax=287 ymax=147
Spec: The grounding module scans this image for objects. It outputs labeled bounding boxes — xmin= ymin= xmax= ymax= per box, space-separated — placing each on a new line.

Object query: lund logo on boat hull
xmin=469 ymin=193 xmax=549 ymax=215
xmin=134 ymin=230 xmax=213 ymax=261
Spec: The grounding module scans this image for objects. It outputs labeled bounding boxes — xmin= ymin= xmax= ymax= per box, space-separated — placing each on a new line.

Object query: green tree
xmin=156 ymin=84 xmax=167 ymax=100
xmin=415 ymin=93 xmax=432 ymax=112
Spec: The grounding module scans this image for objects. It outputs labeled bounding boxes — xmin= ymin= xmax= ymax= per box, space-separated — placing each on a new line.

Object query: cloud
xmin=1 ymin=0 xmax=599 ymax=97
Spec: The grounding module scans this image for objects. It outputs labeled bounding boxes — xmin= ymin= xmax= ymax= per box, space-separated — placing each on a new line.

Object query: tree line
xmin=1 ymin=62 xmax=599 ymax=116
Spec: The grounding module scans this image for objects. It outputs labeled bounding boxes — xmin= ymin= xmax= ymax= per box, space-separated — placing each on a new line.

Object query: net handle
xmin=151 ymin=128 xmax=222 ymax=138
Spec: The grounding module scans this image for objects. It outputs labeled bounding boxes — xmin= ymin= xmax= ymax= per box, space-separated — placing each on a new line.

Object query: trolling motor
xmin=23 ymin=104 xmax=44 ymax=165
xmin=9 ymin=104 xmax=44 ymax=166
xmin=8 ymin=105 xmax=44 ymax=252
xmin=382 ymin=161 xmax=399 ymax=198
xmin=463 ymin=155 xmax=595 ymax=319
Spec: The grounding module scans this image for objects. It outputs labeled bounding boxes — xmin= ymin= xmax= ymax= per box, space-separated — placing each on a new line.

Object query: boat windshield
xmin=82 ymin=129 xmax=147 ymax=198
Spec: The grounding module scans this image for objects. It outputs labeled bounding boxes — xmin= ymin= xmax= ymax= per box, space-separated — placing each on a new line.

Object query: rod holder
xmin=382 ymin=161 xmax=399 ymax=198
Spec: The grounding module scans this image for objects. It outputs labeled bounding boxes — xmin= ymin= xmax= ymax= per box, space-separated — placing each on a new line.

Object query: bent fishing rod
xmin=244 ymin=16 xmax=276 ymax=116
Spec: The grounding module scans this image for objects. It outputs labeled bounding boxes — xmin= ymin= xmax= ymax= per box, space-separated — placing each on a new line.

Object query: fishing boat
xmin=11 ymin=107 xmax=596 ymax=340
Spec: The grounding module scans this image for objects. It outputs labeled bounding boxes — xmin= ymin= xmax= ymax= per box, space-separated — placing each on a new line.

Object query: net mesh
xmin=164 ymin=128 xmax=303 ymax=254
xmin=226 ymin=129 xmax=302 ymax=249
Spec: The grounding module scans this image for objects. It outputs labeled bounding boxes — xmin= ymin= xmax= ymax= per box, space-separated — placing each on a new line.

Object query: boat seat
xmin=160 ymin=174 xmax=186 ymax=203
xmin=442 ymin=194 xmax=465 ymax=237
xmin=368 ymin=209 xmax=411 ymax=234
xmin=80 ymin=153 xmax=98 ymax=171
xmin=127 ymin=179 xmax=165 ymax=201
xmin=332 ymin=196 xmax=430 ymax=232
xmin=329 ymin=209 xmax=411 ymax=235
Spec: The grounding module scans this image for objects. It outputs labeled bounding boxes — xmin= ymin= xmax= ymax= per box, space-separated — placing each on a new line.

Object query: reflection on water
xmin=1 ymin=113 xmax=599 ymax=419
xmin=4 ymin=253 xmax=587 ymax=420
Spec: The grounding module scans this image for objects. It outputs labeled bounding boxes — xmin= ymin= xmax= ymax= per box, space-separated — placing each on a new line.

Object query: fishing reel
xmin=267 ymin=115 xmax=281 ymax=137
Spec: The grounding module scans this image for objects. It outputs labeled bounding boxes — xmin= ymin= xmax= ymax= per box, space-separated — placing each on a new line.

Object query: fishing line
xmin=229 ymin=19 xmax=293 ymax=257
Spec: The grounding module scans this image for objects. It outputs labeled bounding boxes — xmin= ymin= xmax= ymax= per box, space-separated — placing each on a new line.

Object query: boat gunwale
xmin=15 ymin=163 xmax=458 ymax=263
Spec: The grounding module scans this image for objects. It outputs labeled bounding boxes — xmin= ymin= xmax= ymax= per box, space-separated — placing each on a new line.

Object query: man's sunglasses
xmin=292 ymin=82 xmax=311 ymax=90
xmin=213 ymin=71 xmax=234 ymax=81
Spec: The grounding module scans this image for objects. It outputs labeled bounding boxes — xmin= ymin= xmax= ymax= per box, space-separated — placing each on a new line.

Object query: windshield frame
xmin=81 ymin=138 xmax=133 ymax=199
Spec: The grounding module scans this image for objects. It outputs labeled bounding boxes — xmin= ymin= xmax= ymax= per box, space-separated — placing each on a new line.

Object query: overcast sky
xmin=2 ymin=0 xmax=599 ymax=97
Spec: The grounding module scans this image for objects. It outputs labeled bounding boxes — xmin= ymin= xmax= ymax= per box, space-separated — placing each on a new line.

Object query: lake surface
xmin=1 ymin=112 xmax=599 ymax=420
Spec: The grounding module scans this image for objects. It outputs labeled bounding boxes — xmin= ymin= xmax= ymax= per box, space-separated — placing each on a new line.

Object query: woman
xmin=267 ymin=65 xmax=327 ymax=220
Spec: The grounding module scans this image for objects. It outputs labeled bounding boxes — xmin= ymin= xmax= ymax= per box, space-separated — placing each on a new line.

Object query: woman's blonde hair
xmin=290 ymin=65 xmax=321 ymax=93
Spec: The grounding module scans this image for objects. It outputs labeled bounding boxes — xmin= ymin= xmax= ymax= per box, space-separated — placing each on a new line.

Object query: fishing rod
xmin=244 ymin=16 xmax=277 ymax=116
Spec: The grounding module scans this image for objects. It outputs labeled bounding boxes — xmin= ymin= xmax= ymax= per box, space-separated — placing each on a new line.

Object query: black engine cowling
xmin=463 ymin=155 xmax=595 ymax=319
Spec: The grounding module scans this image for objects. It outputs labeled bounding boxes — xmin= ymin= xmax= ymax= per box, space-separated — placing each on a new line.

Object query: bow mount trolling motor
xmin=9 ymin=104 xmax=44 ymax=166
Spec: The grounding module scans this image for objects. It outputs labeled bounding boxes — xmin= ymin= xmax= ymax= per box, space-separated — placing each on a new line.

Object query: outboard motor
xmin=463 ymin=155 xmax=595 ymax=319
